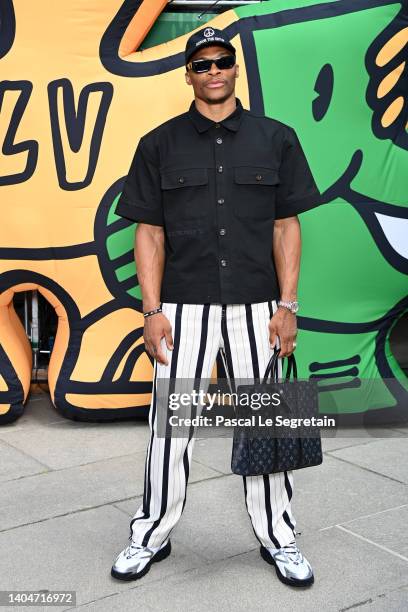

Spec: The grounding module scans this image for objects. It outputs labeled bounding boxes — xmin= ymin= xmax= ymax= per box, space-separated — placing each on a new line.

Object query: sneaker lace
xmin=124 ymin=538 xmax=152 ymax=558
xmin=281 ymin=543 xmax=303 ymax=564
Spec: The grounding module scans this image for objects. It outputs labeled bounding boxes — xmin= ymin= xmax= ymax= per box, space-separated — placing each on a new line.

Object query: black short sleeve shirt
xmin=114 ymin=97 xmax=323 ymax=304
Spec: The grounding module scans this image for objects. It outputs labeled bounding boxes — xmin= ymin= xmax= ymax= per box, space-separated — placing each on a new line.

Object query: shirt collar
xmin=188 ymin=97 xmax=244 ymax=133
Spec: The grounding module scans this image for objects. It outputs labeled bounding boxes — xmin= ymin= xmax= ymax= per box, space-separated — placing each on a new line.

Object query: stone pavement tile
xmin=0 ymin=393 xmax=66 ymax=432
xmin=168 ymin=434 xmax=396 ymax=477
xmin=321 ymin=436 xmax=379 ymax=452
xmin=286 ymin=455 xmax=408 ymax=532
xmin=191 ymin=437 xmax=232 ymax=474
xmin=333 ymin=505 xmax=408 ymax=558
xmin=0 ymin=418 xmax=152 ymax=470
xmin=355 ymin=585 xmax=408 ymax=611
xmin=180 ymin=429 xmax=404 ymax=474
xmin=0 ymin=439 xmax=48 ymax=483
xmin=392 ymin=427 xmax=408 ymax=436
xmin=76 ymin=528 xmax=408 ymax=612
xmin=0 ymin=453 xmax=221 ymax=532
xmin=116 ymin=453 xmax=408 ymax=564
xmin=0 ymin=505 xmax=208 ymax=611
xmin=116 ymin=473 xmax=256 ymax=562
xmin=326 ymin=438 xmax=408 ymax=483
xmin=320 ymin=424 xmax=407 ymax=452
xmin=118 ymin=454 xmax=408 ymax=547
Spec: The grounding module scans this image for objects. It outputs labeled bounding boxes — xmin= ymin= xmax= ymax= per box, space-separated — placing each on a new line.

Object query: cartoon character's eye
xmin=313 ymin=63 xmax=334 ymax=121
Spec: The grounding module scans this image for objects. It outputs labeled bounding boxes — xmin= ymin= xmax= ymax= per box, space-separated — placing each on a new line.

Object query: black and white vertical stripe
xmin=130 ymin=302 xmax=297 ymax=549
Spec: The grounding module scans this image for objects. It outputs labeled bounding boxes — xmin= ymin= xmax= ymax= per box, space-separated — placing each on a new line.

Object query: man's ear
xmin=185 ymin=71 xmax=191 ymax=86
xmin=235 ymin=64 xmax=239 ymax=79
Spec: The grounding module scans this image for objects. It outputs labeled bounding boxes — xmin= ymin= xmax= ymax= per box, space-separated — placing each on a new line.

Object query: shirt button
xmin=216 ymin=138 xmax=223 ymax=144
xmin=218 ymin=165 xmax=223 ymax=173
xmin=220 ymin=259 xmax=227 ymax=267
xmin=255 ymin=174 xmax=262 ymax=181
xmin=178 ymin=176 xmax=185 ymax=183
xmin=219 ymin=228 xmax=226 ymax=236
xmin=215 ymin=123 xmax=221 ymax=128
xmin=217 ymin=198 xmax=225 ymax=205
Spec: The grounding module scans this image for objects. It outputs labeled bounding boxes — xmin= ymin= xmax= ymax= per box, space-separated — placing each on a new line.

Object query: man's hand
xmin=143 ymin=313 xmax=174 ymax=365
xmin=268 ymin=307 xmax=297 ymax=357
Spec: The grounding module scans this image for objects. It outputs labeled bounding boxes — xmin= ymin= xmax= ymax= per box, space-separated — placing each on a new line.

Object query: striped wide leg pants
xmin=129 ymin=301 xmax=297 ymax=549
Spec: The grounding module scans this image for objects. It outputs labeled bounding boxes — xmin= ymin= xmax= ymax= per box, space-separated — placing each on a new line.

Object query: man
xmin=111 ymin=27 xmax=322 ymax=587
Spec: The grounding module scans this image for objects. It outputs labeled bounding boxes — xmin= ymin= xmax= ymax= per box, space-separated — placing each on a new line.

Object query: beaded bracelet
xmin=143 ymin=306 xmax=162 ymax=318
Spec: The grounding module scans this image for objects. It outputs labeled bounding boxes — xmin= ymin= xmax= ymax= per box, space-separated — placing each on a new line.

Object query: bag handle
xmin=262 ymin=348 xmax=280 ymax=383
xmin=285 ymin=352 xmax=298 ymax=379
xmin=262 ymin=347 xmax=298 ymax=384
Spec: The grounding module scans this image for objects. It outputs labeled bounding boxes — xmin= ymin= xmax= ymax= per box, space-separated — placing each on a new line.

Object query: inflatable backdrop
xmin=0 ymin=0 xmax=407 ymax=424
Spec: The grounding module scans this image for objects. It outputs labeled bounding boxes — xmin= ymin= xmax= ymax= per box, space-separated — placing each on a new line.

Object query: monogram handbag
xmin=231 ymin=348 xmax=323 ymax=476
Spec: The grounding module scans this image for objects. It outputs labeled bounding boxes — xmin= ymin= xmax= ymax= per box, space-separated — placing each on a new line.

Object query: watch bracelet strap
xmin=277 ymin=300 xmax=298 ymax=313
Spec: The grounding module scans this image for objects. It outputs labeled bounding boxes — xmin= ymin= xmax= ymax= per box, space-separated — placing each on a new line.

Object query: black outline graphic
xmin=48 ymin=79 xmax=114 ymax=190
xmin=0 ymin=0 xmax=406 ymax=423
xmin=0 ymin=81 xmax=38 ymax=186
xmin=0 ymin=0 xmax=15 ymax=60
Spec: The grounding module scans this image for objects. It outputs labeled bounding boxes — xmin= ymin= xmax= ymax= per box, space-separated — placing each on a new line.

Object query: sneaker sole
xmin=111 ymin=540 xmax=172 ymax=581
xmin=260 ymin=545 xmax=314 ymax=587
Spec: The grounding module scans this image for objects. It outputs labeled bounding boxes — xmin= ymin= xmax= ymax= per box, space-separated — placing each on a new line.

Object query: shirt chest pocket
xmin=160 ymin=167 xmax=209 ymax=222
xmin=233 ymin=166 xmax=280 ymax=219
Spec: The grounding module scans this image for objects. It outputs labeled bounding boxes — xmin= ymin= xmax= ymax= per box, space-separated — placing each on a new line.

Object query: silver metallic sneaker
xmin=111 ymin=538 xmax=171 ymax=581
xmin=260 ymin=541 xmax=314 ymax=587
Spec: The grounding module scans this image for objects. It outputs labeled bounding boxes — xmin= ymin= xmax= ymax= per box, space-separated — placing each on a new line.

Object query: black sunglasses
xmin=187 ymin=54 xmax=236 ymax=74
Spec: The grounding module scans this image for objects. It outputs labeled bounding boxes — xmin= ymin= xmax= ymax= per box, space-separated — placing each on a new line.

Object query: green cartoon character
xmin=106 ymin=0 xmax=407 ymax=420
xmin=232 ymin=0 xmax=408 ymax=419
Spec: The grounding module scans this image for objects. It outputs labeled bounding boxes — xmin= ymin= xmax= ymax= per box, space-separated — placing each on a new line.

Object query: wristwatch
xmin=277 ymin=300 xmax=299 ymax=314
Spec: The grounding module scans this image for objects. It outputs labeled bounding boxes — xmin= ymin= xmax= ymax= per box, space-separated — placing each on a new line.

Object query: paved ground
xmin=0 ymin=390 xmax=407 ymax=612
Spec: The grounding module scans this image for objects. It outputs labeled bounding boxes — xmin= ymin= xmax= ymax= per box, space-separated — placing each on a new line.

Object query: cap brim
xmin=185 ymin=41 xmax=236 ymax=66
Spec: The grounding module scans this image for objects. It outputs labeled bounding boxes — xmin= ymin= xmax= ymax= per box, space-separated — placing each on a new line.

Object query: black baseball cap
xmin=185 ymin=27 xmax=236 ymax=66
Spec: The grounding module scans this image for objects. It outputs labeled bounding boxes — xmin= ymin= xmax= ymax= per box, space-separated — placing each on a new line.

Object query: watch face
xmin=292 ymin=302 xmax=299 ymax=313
